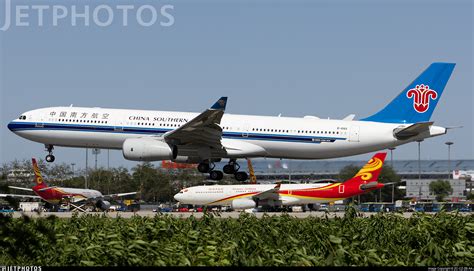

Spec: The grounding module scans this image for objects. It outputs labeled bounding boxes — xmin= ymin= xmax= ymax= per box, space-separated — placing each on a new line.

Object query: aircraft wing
xmin=164 ymin=97 xmax=227 ymax=149
xmin=393 ymin=122 xmax=433 ymax=140
xmin=103 ymin=192 xmax=138 ymax=198
xmin=0 ymin=193 xmax=41 ymax=199
xmin=252 ymin=183 xmax=281 ymax=201
xmin=8 ymin=186 xmax=33 ymax=192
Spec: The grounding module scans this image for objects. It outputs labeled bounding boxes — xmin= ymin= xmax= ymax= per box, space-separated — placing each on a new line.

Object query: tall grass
xmin=0 ymin=209 xmax=472 ymax=266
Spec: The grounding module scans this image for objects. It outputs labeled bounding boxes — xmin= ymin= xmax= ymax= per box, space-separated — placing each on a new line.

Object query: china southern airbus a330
xmin=8 ymin=63 xmax=455 ymax=181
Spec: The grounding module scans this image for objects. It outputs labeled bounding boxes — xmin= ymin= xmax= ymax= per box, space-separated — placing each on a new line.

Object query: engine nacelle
xmin=231 ymin=198 xmax=256 ymax=209
xmin=122 ymin=138 xmax=177 ymax=161
xmin=96 ymin=200 xmax=111 ymax=211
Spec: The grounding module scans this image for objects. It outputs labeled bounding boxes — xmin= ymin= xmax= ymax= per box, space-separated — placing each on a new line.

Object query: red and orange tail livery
xmin=32 ymin=158 xmax=45 ymax=186
xmin=348 ymin=152 xmax=387 ymax=184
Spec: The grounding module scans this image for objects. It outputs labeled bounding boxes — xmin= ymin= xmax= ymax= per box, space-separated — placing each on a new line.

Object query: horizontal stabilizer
xmin=8 ymin=186 xmax=33 ymax=192
xmin=393 ymin=122 xmax=433 ymax=140
xmin=383 ymin=180 xmax=406 ymax=186
xmin=105 ymin=192 xmax=138 ymax=198
xmin=360 ymin=182 xmax=378 ymax=190
xmin=0 ymin=193 xmax=41 ymax=199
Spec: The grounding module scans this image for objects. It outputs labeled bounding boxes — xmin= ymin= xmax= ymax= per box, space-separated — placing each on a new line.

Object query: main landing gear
xmin=197 ymin=161 xmax=224 ymax=181
xmin=45 ymin=144 xmax=55 ymax=163
xmin=198 ymin=159 xmax=248 ymax=182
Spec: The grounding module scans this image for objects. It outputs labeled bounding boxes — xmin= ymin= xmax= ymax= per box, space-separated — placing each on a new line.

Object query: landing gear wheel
xmin=209 ymin=170 xmax=224 ymax=181
xmin=45 ymin=144 xmax=55 ymax=163
xmin=223 ymin=164 xmax=236 ymax=174
xmin=45 ymin=154 xmax=55 ymax=163
xmin=234 ymin=171 xmax=248 ymax=182
xmin=198 ymin=162 xmax=210 ymax=173
xmin=223 ymin=160 xmax=240 ymax=174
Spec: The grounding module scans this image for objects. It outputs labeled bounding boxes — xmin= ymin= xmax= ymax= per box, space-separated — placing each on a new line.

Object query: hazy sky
xmin=0 ymin=0 xmax=472 ymax=169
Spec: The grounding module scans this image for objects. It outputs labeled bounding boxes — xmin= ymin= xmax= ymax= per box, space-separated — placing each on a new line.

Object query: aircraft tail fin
xmin=344 ymin=153 xmax=387 ymax=188
xmin=361 ymin=63 xmax=455 ymax=123
xmin=32 ymin=158 xmax=47 ymax=187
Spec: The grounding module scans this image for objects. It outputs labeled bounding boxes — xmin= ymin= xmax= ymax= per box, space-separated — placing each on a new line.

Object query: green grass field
xmin=1 ymin=209 xmax=473 ymax=266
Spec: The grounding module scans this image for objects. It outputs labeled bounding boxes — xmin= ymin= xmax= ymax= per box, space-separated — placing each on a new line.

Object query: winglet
xmin=211 ymin=97 xmax=228 ymax=110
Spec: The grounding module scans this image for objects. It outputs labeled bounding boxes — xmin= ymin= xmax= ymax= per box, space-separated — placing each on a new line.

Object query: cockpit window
xmin=19 ymin=115 xmax=26 ymax=120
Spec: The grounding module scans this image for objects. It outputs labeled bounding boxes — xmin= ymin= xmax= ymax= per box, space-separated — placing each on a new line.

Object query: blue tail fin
xmin=361 ymin=63 xmax=455 ymax=123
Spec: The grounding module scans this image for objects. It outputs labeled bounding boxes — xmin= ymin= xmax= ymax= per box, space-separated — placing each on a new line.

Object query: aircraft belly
xmin=16 ymin=130 xmax=125 ymax=149
xmin=235 ymin=126 xmax=395 ymax=159
xmin=239 ymin=139 xmax=389 ymax=159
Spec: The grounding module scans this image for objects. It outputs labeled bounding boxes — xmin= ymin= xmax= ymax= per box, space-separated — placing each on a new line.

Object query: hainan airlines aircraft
xmin=174 ymin=153 xmax=389 ymax=209
xmin=2 ymin=158 xmax=136 ymax=211
xmin=8 ymin=63 xmax=455 ymax=181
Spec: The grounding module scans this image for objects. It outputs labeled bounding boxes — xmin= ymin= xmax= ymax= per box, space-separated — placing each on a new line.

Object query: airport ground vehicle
xmin=0 ymin=205 xmax=14 ymax=213
xmin=359 ymin=203 xmax=395 ymax=212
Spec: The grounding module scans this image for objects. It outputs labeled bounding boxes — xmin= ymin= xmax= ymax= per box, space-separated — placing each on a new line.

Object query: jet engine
xmin=231 ymin=198 xmax=256 ymax=209
xmin=96 ymin=200 xmax=111 ymax=211
xmin=123 ymin=138 xmax=177 ymax=161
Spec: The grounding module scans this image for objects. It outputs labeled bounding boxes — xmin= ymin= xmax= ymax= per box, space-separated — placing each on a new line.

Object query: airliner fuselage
xmin=6 ymin=63 xmax=456 ymax=181
xmin=8 ymin=106 xmax=445 ymax=159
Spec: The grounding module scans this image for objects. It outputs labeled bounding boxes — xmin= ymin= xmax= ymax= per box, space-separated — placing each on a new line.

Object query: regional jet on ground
xmin=8 ymin=63 xmax=455 ymax=181
xmin=174 ymin=153 xmax=390 ymax=209
xmin=2 ymin=159 xmax=136 ymax=212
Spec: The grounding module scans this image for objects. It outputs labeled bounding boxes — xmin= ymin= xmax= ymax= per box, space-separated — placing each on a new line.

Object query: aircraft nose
xmin=7 ymin=121 xmax=15 ymax=132
xmin=174 ymin=193 xmax=183 ymax=202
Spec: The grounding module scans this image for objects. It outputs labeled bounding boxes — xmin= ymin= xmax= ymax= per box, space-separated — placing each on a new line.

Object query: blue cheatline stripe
xmin=8 ymin=122 xmax=347 ymax=144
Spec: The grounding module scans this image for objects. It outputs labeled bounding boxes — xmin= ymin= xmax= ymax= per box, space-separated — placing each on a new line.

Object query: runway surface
xmin=8 ymin=211 xmax=473 ymax=219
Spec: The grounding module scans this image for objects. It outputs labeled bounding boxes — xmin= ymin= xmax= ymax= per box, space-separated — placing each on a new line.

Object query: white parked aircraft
xmin=174 ymin=153 xmax=389 ymax=209
xmin=8 ymin=63 xmax=455 ymax=181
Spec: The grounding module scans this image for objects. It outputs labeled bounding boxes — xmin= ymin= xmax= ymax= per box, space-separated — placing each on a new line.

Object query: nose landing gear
xmin=45 ymin=144 xmax=55 ymax=163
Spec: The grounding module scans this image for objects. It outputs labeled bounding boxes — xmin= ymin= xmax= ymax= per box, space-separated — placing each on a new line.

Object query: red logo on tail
xmin=406 ymin=84 xmax=438 ymax=113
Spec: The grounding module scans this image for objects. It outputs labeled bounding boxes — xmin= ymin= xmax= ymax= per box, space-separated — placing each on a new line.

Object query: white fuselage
xmin=57 ymin=187 xmax=103 ymax=199
xmin=174 ymin=183 xmax=346 ymax=206
xmin=8 ymin=106 xmax=446 ymax=160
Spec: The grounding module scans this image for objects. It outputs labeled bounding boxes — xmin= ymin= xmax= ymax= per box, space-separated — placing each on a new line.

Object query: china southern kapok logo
xmin=406 ymin=84 xmax=438 ymax=113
